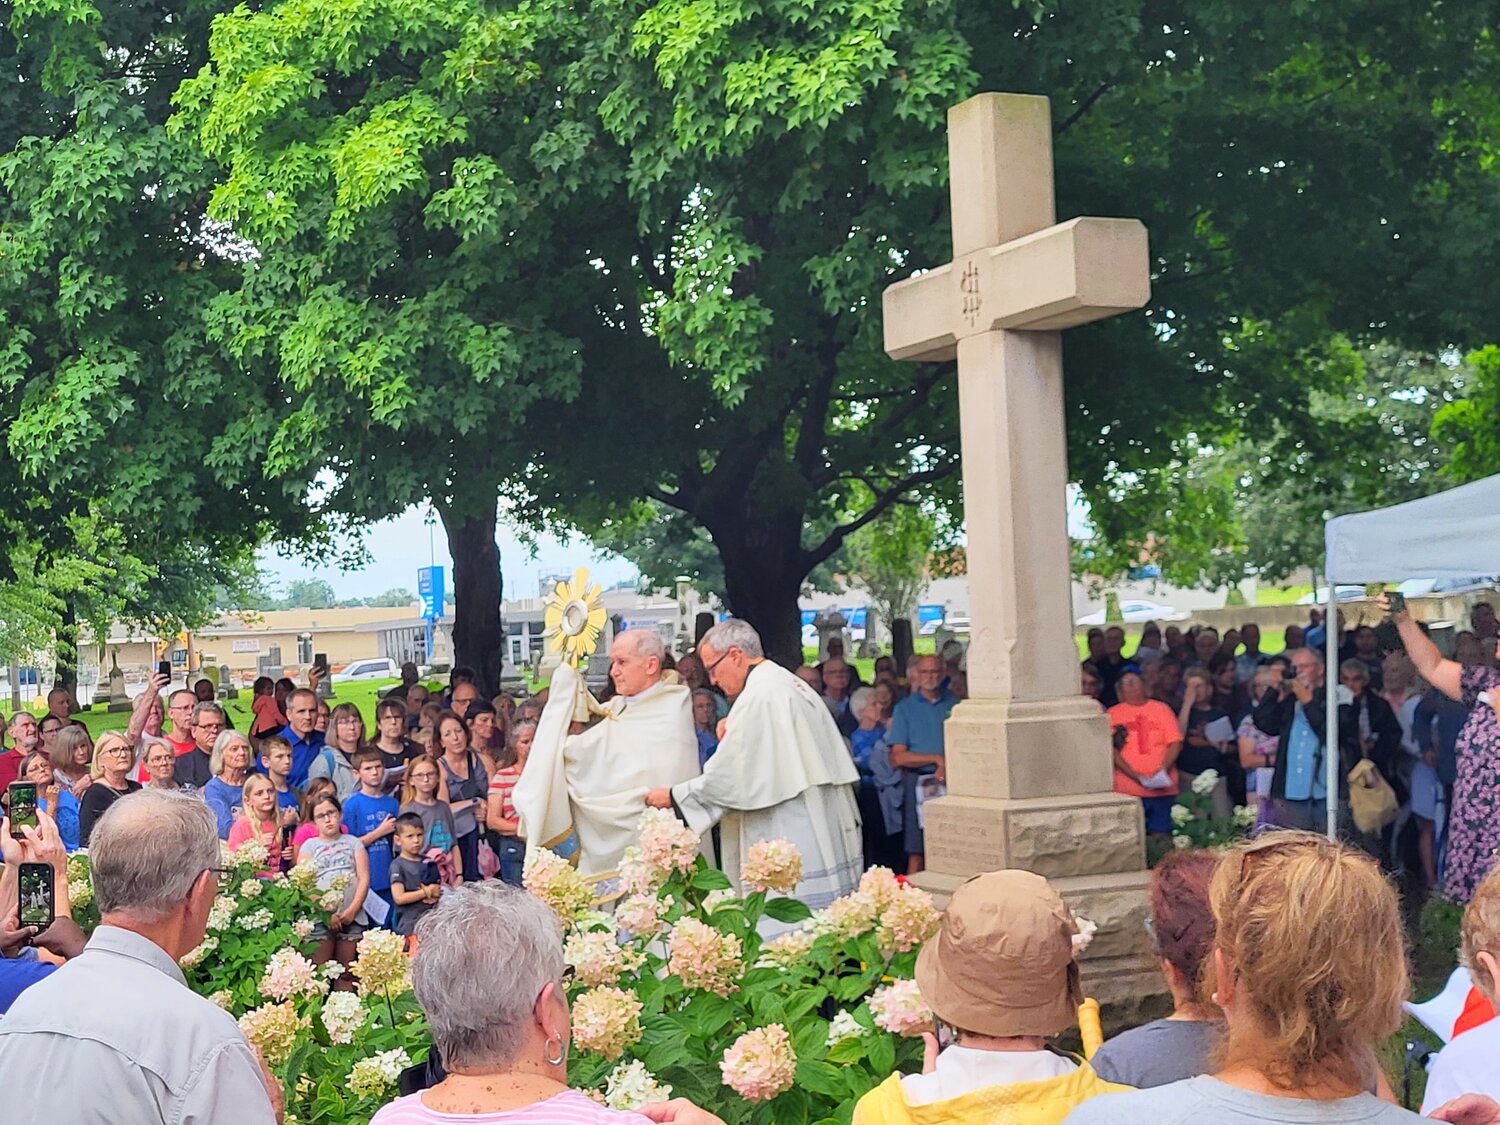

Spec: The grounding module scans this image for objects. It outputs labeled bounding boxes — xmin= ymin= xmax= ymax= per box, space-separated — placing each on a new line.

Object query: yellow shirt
xmin=853 ymin=1062 xmax=1128 ymax=1125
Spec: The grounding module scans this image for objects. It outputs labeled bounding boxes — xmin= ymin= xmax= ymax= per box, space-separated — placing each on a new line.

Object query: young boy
xmin=341 ymin=750 xmax=400 ymax=928
xmin=389 ymin=812 xmax=441 ymax=938
xmin=258 ymin=735 xmax=302 ymax=821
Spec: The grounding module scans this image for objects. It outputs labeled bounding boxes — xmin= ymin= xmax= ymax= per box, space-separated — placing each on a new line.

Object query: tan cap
xmin=914 ymin=869 xmax=1082 ymax=1039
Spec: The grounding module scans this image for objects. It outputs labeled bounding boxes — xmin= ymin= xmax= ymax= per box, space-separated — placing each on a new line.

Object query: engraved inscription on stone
xmin=960 ymin=260 xmax=981 ymax=326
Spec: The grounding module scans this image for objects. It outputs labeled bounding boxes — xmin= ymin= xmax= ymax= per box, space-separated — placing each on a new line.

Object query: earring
xmin=1211 ymin=991 xmax=1221 ymax=1006
xmin=544 ymin=1035 xmax=566 ymax=1067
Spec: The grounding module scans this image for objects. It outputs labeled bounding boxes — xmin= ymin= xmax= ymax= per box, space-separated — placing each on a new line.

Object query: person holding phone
xmin=1384 ymin=592 xmax=1500 ymax=903
xmin=0 ymin=808 xmax=85 ymax=1013
xmin=18 ymin=753 xmax=79 ymax=852
xmin=0 ymin=793 xmax=280 ymax=1122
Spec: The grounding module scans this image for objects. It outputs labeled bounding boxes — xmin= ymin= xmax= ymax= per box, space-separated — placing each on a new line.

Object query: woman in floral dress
xmin=1387 ymin=596 xmax=1500 ymax=902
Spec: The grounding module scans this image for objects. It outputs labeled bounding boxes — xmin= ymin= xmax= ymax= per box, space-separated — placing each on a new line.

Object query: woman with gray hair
xmin=371 ymin=882 xmax=723 ymax=1125
xmin=203 ymin=729 xmax=254 ymax=839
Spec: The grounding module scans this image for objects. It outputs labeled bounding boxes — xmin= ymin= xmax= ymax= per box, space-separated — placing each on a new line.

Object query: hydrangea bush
xmin=1170 ymin=768 xmax=1256 ymax=850
xmin=529 ymin=809 xmax=937 ymax=1124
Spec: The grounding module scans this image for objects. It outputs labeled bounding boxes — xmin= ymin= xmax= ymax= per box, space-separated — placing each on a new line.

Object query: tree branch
xmin=809 ymin=362 xmax=952 ymax=489
xmin=1057 ymin=81 xmax=1115 ymax=135
xmin=801 ymin=463 xmax=958 ymax=571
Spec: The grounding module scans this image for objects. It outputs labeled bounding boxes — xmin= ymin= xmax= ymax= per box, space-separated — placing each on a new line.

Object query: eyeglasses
xmin=206 ymin=866 xmax=232 ymax=889
xmin=704 ymin=649 xmax=737 ymax=679
xmin=101 ymin=747 xmax=133 ymax=757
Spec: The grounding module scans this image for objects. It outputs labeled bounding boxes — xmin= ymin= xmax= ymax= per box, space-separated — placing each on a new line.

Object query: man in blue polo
xmin=887 ymin=653 xmax=957 ymax=875
xmin=276 ymin=687 xmax=325 ymax=789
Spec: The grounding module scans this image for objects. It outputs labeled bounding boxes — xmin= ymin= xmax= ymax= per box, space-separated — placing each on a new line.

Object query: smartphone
xmin=7 ymin=782 xmax=38 ymax=830
xmin=1386 ymin=590 xmax=1406 ymax=615
xmin=18 ymin=863 xmax=53 ymax=929
xmin=314 ymin=652 xmax=328 ymax=672
xmin=157 ymin=659 xmax=172 ymax=680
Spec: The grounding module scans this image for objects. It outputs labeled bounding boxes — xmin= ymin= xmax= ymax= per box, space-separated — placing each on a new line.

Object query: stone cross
xmin=883 ymin=93 xmax=1157 ymax=1015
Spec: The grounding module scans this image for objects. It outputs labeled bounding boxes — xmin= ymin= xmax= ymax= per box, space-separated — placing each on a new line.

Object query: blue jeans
xmin=498 ymin=836 xmax=525 ymax=887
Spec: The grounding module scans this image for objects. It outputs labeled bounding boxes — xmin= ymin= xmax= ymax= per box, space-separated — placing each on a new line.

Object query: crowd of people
xmin=1090 ymin=601 xmax=1500 ymax=906
xmin=5 ymin=607 xmax=1500 ymax=1125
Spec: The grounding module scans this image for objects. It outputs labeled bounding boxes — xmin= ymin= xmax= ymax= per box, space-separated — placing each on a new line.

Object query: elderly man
xmin=0 ymin=792 xmax=279 ymax=1123
xmin=646 ymin=619 xmax=861 ymax=911
xmin=0 ymin=711 xmax=40 ymax=789
xmin=171 ymin=701 xmax=223 ymax=791
xmin=888 ymin=654 xmax=957 ymax=874
xmin=514 ymin=629 xmax=699 ymax=901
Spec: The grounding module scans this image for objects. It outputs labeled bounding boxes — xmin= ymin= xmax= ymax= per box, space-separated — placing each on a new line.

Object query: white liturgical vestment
xmin=672 ymin=659 xmax=863 ymax=910
xmin=515 ymin=663 xmax=700 ymax=900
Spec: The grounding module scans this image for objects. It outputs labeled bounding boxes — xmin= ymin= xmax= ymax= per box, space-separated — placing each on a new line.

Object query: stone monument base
xmin=913 ymin=785 xmax=1164 ymax=1029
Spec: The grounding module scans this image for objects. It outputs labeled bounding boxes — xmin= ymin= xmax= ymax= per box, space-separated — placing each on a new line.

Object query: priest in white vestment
xmin=647 ymin=618 xmax=863 ymax=910
xmin=514 ymin=629 xmax=700 ymax=901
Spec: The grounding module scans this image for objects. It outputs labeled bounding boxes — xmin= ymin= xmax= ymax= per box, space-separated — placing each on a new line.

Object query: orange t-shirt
xmin=1107 ymin=699 xmax=1181 ymax=799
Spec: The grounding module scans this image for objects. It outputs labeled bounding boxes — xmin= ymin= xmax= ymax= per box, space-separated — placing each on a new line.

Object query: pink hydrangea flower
xmin=740 ymin=839 xmax=803 ymax=894
xmin=564 ymin=930 xmax=643 ymax=988
xmin=570 ymin=986 xmax=643 ymax=1061
xmin=720 ymin=1024 xmax=796 ymax=1101
xmin=258 ymin=948 xmax=323 ymax=1002
xmin=867 ymin=979 xmax=932 ymax=1036
xmin=875 ymin=883 xmax=941 ymax=955
xmin=636 ymin=809 xmax=700 ymax=876
xmin=667 ymin=918 xmax=743 ymax=997
xmin=858 ymin=866 xmax=902 ymax=910
xmin=615 ymin=894 xmax=673 ymax=939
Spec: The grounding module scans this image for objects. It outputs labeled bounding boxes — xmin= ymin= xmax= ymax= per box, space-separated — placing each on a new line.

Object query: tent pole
xmin=1325 ymin=573 xmax=1338 ymax=840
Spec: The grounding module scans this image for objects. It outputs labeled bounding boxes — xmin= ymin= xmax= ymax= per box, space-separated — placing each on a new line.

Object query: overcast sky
xmin=257 ymin=506 xmax=639 ymax=601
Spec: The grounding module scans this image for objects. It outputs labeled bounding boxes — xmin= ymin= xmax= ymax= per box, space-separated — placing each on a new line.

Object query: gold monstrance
xmin=542 ymin=567 xmax=607 ymax=667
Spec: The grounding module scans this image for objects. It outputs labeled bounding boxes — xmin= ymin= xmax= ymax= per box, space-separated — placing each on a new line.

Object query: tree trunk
xmin=441 ymin=505 xmax=504 ymax=696
xmin=55 ymin=597 xmax=79 ymax=705
xmin=709 ymin=514 xmax=806 ymax=668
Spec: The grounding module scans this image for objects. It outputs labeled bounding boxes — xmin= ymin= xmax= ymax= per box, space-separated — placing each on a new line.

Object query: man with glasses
xmin=646 ymin=618 xmax=861 ymax=917
xmin=163 ymin=690 xmax=198 ymax=758
xmin=171 ymin=702 xmax=223 ymax=791
xmin=0 ymin=792 xmax=279 ymax=1123
xmin=887 ymin=654 xmax=957 ymax=875
xmin=1253 ymin=647 xmax=1354 ymax=835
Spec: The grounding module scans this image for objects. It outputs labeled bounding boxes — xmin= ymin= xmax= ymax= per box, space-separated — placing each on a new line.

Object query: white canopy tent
xmin=1320 ymin=474 xmax=1500 ymax=835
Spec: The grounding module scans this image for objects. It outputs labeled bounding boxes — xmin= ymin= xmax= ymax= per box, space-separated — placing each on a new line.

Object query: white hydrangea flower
xmin=292 ymin=918 xmax=315 ymax=941
xmin=207 ymin=896 xmax=236 ymax=932
xmin=208 ymin=990 xmax=234 ymax=1011
xmin=347 ymin=1047 xmax=411 ymax=1099
xmin=1190 ymin=769 xmax=1220 ymax=797
xmin=239 ymin=879 xmax=263 ymax=899
xmin=240 ymin=908 xmax=274 ymax=931
xmin=826 ymin=1009 xmax=864 ymax=1047
xmin=320 ymin=960 xmax=345 ymax=981
xmin=1170 ymin=803 xmax=1193 ymax=827
xmin=321 ymin=991 xmax=366 ymax=1044
xmin=1232 ymin=804 xmax=1257 ymax=828
xmin=1172 ymin=834 xmax=1192 ymax=850
xmin=602 ymin=1059 xmax=673 ymax=1110
xmin=702 ymin=889 xmax=737 ymax=913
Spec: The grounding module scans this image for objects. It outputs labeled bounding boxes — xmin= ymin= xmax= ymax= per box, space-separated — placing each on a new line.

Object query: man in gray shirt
xmin=0 ymin=790 xmax=279 ymax=1123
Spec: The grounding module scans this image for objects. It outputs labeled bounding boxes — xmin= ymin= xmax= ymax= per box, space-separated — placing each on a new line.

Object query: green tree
xmin=844 ymin=503 xmax=938 ymax=640
xmin=280 ymin=578 xmax=337 ymax=609
xmin=175 ymin=0 xmax=1500 ymax=665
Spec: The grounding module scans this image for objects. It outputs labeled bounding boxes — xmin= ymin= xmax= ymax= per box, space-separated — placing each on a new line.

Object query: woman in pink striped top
xmin=370 ymin=883 xmax=724 ymax=1125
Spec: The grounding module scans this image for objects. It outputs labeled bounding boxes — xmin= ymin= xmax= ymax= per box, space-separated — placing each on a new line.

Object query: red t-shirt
xmin=0 ymin=749 xmax=22 ymax=791
xmin=1107 ymin=699 xmax=1182 ymax=799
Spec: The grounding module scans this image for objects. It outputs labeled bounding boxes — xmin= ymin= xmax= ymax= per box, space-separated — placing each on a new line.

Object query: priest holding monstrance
xmin=514 ymin=570 xmax=701 ymax=902
xmin=646 ymin=618 xmax=863 ymax=909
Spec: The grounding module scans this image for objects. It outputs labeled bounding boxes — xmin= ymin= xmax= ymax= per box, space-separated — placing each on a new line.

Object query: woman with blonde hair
xmin=77 ymin=731 xmax=141 ymax=846
xmin=1065 ymin=831 xmax=1418 ymax=1124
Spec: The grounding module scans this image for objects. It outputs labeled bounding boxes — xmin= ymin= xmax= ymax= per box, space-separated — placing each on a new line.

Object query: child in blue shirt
xmin=341 ymin=750 xmax=399 ymax=928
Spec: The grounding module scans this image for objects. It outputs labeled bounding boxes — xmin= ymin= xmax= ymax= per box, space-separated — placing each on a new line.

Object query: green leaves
xmin=763 ymin=896 xmax=814 ymax=924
